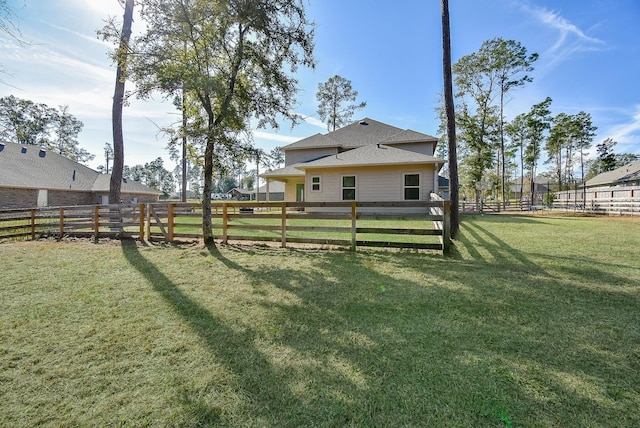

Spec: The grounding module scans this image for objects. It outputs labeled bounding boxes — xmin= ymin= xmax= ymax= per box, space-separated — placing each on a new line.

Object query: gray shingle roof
xmin=586 ymin=161 xmax=640 ymax=187
xmin=261 ymin=164 xmax=304 ymax=178
xmin=382 ymin=129 xmax=438 ymax=144
xmin=282 ymin=118 xmax=438 ymax=150
xmin=0 ymin=141 xmax=159 ymax=194
xmin=281 ymin=133 xmax=341 ymax=150
xmin=296 ymin=143 xmax=444 ymax=170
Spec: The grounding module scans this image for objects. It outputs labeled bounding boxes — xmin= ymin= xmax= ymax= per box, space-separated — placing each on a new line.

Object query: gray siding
xmin=385 ymin=142 xmax=435 ymax=156
xmin=303 ymin=165 xmax=437 ymax=212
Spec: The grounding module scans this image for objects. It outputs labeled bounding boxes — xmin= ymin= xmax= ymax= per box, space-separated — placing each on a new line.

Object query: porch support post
xmin=266 ymin=179 xmax=270 ymax=202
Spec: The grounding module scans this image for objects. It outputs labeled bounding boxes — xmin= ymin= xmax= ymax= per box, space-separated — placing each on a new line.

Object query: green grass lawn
xmin=1 ymin=214 xmax=639 ymax=426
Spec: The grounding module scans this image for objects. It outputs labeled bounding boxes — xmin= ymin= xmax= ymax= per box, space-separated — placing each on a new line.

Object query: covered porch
xmin=261 ymin=164 xmax=305 ymax=202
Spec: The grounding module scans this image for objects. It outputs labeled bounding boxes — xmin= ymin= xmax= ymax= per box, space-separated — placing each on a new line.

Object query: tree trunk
xmin=181 ymin=87 xmax=187 ymax=203
xmin=441 ymin=0 xmax=459 ymax=239
xmin=109 ymin=0 xmax=134 ymax=206
xmin=580 ymin=143 xmax=585 ymax=205
xmin=520 ymin=145 xmax=524 ymax=208
xmin=202 ymin=133 xmax=215 ymax=245
xmin=500 ymin=90 xmax=506 ymax=210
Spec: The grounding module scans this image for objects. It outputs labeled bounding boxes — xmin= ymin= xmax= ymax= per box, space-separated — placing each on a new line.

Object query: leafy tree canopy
xmin=316 ymin=75 xmax=366 ymax=132
xmin=0 ymin=95 xmax=94 ymax=164
xmin=107 ymin=0 xmax=316 ymax=244
xmin=586 ymin=138 xmax=640 ymax=179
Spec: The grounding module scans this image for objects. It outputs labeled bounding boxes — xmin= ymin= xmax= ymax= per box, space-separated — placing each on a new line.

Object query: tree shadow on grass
xmin=121 ymin=239 xmax=312 ymax=426
xmin=203 ymin=244 xmax=543 ymax=426
xmin=461 ymin=217 xmax=639 ymax=296
xmin=124 ymin=240 xmax=640 ymax=426
xmin=234 ymin=246 xmax=638 ymax=425
xmin=458 ymin=218 xmax=548 ymax=276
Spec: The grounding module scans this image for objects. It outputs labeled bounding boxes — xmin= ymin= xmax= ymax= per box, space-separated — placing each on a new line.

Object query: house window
xmin=404 ymin=174 xmax=420 ymax=200
xmin=342 ymin=175 xmax=356 ymax=200
xmin=311 ymin=176 xmax=321 ymax=192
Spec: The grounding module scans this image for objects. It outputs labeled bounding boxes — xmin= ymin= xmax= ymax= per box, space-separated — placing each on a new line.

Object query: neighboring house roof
xmin=92 ymin=174 xmax=161 ymax=194
xmin=296 ymin=143 xmax=444 ymax=170
xmin=227 ymin=187 xmax=252 ymax=195
xmin=282 ymin=118 xmax=438 ymax=150
xmin=438 ymin=175 xmax=449 ymax=188
xmin=0 ymin=141 xmax=159 ymax=194
xmin=585 ymin=161 xmax=640 ymax=187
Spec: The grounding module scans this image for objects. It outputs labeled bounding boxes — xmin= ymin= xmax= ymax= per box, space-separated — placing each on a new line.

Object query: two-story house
xmin=262 ymin=118 xmax=446 ymax=207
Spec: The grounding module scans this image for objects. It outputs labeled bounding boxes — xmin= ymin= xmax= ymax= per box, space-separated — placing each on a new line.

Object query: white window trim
xmin=341 ymin=174 xmax=357 ymax=201
xmin=403 ymin=172 xmax=421 ymax=201
xmin=310 ymin=175 xmax=322 ymax=192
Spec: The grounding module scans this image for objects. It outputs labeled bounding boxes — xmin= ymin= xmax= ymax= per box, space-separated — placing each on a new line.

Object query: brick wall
xmin=0 ymin=188 xmax=38 ymax=209
xmin=1 ymin=187 xmax=159 ymax=209
xmin=49 ymin=190 xmax=97 ymax=207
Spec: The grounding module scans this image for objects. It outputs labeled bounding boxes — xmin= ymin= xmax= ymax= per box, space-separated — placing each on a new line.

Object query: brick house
xmin=0 ymin=141 xmax=160 ymax=209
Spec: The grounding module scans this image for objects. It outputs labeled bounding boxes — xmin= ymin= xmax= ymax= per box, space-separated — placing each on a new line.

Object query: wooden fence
xmin=0 ymin=204 xmax=144 ymax=241
xmin=0 ymin=201 xmax=451 ymax=253
xmin=552 ymin=188 xmax=640 ymax=216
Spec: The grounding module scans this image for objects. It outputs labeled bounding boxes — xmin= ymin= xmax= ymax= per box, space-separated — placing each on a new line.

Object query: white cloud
xmin=528 ymin=6 xmax=604 ymax=51
xmin=63 ymin=0 xmax=124 ymax=19
xmin=253 ymin=131 xmax=300 ymax=144
xmin=287 ymin=110 xmax=326 ymax=130
xmin=301 ymin=115 xmax=326 ymax=129
xmin=605 ymin=105 xmax=640 ymax=154
xmin=521 ymin=3 xmax=606 ymax=70
xmin=46 ymin=23 xmax=114 ymax=48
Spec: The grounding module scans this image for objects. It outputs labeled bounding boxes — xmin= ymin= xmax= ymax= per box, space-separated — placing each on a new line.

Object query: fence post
xmin=168 ymin=203 xmax=175 ymax=242
xmin=139 ymin=203 xmax=145 ymax=240
xmin=443 ymin=201 xmax=451 ymax=254
xmin=281 ymin=203 xmax=287 ymax=248
xmin=60 ymin=207 xmax=65 ymax=237
xmin=222 ymin=203 xmax=228 ymax=244
xmin=351 ymin=202 xmax=357 ymax=252
xmin=146 ymin=204 xmax=152 ymax=239
xmin=94 ymin=205 xmax=100 ymax=241
xmin=30 ymin=209 xmax=36 ymax=240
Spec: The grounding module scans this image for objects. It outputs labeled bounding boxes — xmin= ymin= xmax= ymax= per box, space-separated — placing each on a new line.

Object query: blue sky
xmin=1 ymin=0 xmax=639 ymax=173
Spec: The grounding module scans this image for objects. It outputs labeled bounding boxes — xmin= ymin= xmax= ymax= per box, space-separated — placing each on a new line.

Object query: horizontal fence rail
xmin=459 ymin=199 xmax=640 ymax=216
xmin=550 ymin=198 xmax=640 ymax=216
xmin=0 ymin=201 xmax=451 ymax=253
xmin=0 ymin=204 xmax=145 ymax=241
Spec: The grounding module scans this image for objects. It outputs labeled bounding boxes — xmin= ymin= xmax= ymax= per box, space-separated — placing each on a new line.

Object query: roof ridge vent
xmin=359 ymin=120 xmax=368 ymax=125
